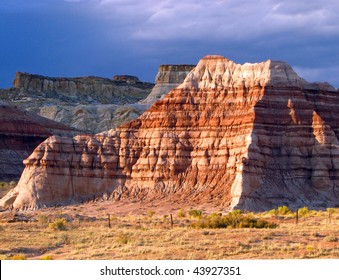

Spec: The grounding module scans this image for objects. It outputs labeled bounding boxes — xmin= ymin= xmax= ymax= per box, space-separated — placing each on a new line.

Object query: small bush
xmin=276 ymin=206 xmax=292 ymax=215
xmin=327 ymin=208 xmax=336 ymax=215
xmin=49 ymin=218 xmax=67 ymax=231
xmin=9 ymin=181 xmax=17 ymax=187
xmin=38 ymin=215 xmax=50 ymax=226
xmin=191 ymin=211 xmax=277 ymax=229
xmin=60 ymin=234 xmax=71 ymax=245
xmin=298 ymin=207 xmax=310 ymax=216
xmin=188 ymin=209 xmax=203 ymax=219
xmin=41 ymin=255 xmax=53 ymax=260
xmin=324 ymin=235 xmax=338 ymax=242
xmin=267 ymin=209 xmax=277 ymax=216
xmin=147 ymin=210 xmax=155 ymax=218
xmin=0 ymin=182 xmax=9 ymax=188
xmin=11 ymin=254 xmax=26 ymax=260
xmin=177 ymin=208 xmax=185 ymax=218
xmin=116 ymin=233 xmax=131 ymax=244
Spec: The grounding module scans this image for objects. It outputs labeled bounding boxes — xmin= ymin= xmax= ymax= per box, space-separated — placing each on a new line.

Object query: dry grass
xmin=0 ymin=205 xmax=338 ymax=260
xmin=0 ymin=181 xmax=16 ymax=198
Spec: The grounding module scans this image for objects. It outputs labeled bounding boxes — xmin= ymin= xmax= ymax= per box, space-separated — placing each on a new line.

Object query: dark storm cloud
xmin=0 ymin=0 xmax=338 ymax=88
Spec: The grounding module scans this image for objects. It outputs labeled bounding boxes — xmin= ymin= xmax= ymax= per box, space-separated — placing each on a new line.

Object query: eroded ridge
xmin=1 ymin=55 xmax=338 ymax=211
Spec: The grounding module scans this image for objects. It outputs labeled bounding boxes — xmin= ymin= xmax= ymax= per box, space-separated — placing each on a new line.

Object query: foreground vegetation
xmin=0 ymin=206 xmax=338 ymax=260
xmin=0 ymin=181 xmax=16 ymax=198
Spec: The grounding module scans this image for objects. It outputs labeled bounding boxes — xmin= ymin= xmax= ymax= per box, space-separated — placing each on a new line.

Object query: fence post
xmin=170 ymin=214 xmax=174 ymax=229
xmin=108 ymin=214 xmax=111 ymax=228
xmin=296 ymin=208 xmax=299 ymax=225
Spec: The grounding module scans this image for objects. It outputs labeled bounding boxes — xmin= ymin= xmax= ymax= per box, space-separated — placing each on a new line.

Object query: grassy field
xmin=0 ymin=205 xmax=338 ymax=260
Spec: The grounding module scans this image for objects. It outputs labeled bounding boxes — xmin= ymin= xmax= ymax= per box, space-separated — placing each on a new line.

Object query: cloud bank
xmin=0 ymin=0 xmax=338 ymax=87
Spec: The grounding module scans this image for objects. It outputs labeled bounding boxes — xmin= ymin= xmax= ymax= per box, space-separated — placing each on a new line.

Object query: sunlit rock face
xmin=2 ymin=55 xmax=338 ymax=211
xmin=139 ymin=64 xmax=195 ymax=106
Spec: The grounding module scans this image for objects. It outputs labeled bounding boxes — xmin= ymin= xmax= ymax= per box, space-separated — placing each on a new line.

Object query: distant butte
xmin=1 ymin=55 xmax=338 ymax=211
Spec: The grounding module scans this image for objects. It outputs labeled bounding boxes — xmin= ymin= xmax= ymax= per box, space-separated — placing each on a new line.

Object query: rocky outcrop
xmin=1 ymin=73 xmax=154 ymax=133
xmin=0 ymin=101 xmax=80 ymax=182
xmin=139 ymin=64 xmax=195 ymax=106
xmin=113 ymin=75 xmax=141 ymax=84
xmin=12 ymin=72 xmax=153 ymax=104
xmin=0 ymin=68 xmax=193 ymax=133
xmin=1 ymin=67 xmax=193 ymax=133
xmin=2 ymin=55 xmax=338 ymax=211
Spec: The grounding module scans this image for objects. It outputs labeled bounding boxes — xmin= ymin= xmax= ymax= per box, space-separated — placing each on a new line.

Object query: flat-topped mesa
xmin=12 ymin=72 xmax=153 ymax=104
xmin=1 ymin=72 xmax=155 ymax=133
xmin=140 ymin=64 xmax=195 ymax=106
xmin=2 ymin=55 xmax=339 ymax=211
xmin=113 ymin=75 xmax=141 ymax=84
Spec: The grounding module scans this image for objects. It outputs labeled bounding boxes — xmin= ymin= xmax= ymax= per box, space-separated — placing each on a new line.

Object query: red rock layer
xmin=1 ymin=55 xmax=338 ymax=211
xmin=0 ymin=101 xmax=80 ymax=182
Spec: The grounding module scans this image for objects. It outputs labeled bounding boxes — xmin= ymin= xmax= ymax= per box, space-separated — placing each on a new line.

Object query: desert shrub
xmin=276 ymin=206 xmax=292 ymax=215
xmin=267 ymin=209 xmax=277 ymax=216
xmin=177 ymin=208 xmax=186 ymax=218
xmin=38 ymin=215 xmax=50 ymax=226
xmin=60 ymin=234 xmax=71 ymax=245
xmin=188 ymin=209 xmax=203 ymax=219
xmin=298 ymin=207 xmax=310 ymax=216
xmin=41 ymin=255 xmax=53 ymax=260
xmin=147 ymin=210 xmax=155 ymax=218
xmin=11 ymin=254 xmax=26 ymax=260
xmin=191 ymin=211 xmax=277 ymax=229
xmin=116 ymin=233 xmax=131 ymax=244
xmin=0 ymin=181 xmax=9 ymax=188
xmin=9 ymin=181 xmax=16 ymax=187
xmin=327 ymin=208 xmax=337 ymax=215
xmin=49 ymin=218 xmax=67 ymax=231
xmin=324 ymin=235 xmax=338 ymax=242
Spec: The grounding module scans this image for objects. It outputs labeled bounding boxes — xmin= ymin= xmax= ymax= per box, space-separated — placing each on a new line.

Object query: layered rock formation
xmin=0 ymin=101 xmax=80 ymax=182
xmin=0 ymin=67 xmax=193 ymax=133
xmin=139 ymin=64 xmax=195 ymax=106
xmin=1 ymin=55 xmax=338 ymax=211
xmin=1 ymin=73 xmax=154 ymax=133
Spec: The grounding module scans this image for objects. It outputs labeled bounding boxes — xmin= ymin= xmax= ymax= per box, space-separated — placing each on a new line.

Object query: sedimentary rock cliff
xmin=0 ymin=67 xmax=193 ymax=133
xmin=0 ymin=101 xmax=79 ymax=182
xmin=139 ymin=64 xmax=195 ymax=106
xmin=1 ymin=55 xmax=338 ymax=211
xmin=12 ymin=72 xmax=153 ymax=104
xmin=0 ymin=73 xmax=154 ymax=133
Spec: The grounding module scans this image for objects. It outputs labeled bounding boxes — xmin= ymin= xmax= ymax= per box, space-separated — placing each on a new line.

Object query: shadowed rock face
xmin=1 ymin=73 xmax=154 ymax=133
xmin=1 ymin=55 xmax=338 ymax=211
xmin=0 ymin=101 xmax=80 ymax=182
xmin=0 ymin=67 xmax=193 ymax=133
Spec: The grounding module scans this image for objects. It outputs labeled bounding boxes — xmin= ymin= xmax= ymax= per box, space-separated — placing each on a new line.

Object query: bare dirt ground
xmin=0 ymin=199 xmax=338 ymax=260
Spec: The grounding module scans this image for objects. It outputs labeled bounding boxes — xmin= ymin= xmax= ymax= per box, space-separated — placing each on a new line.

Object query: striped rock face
xmin=2 ymin=55 xmax=338 ymax=211
xmin=0 ymin=101 xmax=80 ymax=182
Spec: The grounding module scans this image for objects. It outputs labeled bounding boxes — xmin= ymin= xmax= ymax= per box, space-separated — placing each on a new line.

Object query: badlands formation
xmin=0 ymin=101 xmax=79 ymax=182
xmin=0 ymin=66 xmax=193 ymax=133
xmin=1 ymin=55 xmax=339 ymax=211
xmin=0 ymin=72 xmax=153 ymax=133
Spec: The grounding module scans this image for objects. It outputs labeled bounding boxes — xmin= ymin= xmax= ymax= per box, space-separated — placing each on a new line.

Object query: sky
xmin=0 ymin=0 xmax=338 ymax=88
